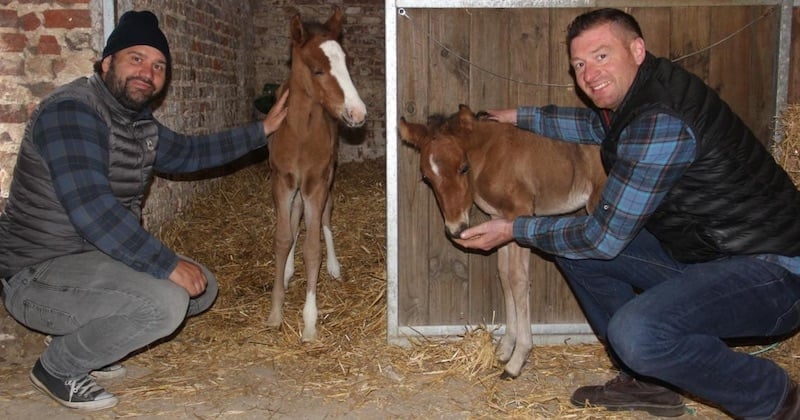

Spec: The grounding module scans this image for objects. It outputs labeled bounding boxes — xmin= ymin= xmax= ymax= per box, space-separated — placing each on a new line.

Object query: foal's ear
xmin=290 ymin=14 xmax=307 ymax=45
xmin=398 ymin=118 xmax=429 ymax=150
xmin=457 ymin=104 xmax=475 ymax=131
xmin=324 ymin=6 xmax=343 ymax=39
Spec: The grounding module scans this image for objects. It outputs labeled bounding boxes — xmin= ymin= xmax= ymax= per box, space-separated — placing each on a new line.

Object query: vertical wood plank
xmin=397 ymin=8 xmax=431 ymax=326
xmin=550 ymin=254 xmax=586 ymax=323
xmin=671 ymin=6 xmax=712 ymax=81
xmin=467 ymin=8 xmax=509 ymax=324
xmin=500 ymin=7 xmax=589 ymax=326
xmin=747 ymin=6 xmax=779 ymax=143
xmin=427 ymin=8 xmax=472 ymax=325
xmin=509 ymin=9 xmax=551 ymax=109
xmin=549 ymin=8 xmax=589 ymax=108
xmin=788 ymin=8 xmax=800 ymax=104
xmin=709 ymin=7 xmax=751 ymax=136
xmin=631 ymin=7 xmax=670 ymax=58
xmin=506 ymin=8 xmax=554 ymax=327
xmin=523 ymin=8 xmax=587 ymax=326
xmin=470 ymin=9 xmax=510 ymax=109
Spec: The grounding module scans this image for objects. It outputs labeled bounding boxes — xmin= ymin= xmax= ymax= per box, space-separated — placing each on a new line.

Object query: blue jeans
xmin=557 ymin=229 xmax=800 ymax=419
xmin=1 ymin=251 xmax=217 ymax=378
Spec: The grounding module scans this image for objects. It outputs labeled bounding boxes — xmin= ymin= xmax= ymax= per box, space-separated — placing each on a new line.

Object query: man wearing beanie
xmin=0 ymin=10 xmax=288 ymax=410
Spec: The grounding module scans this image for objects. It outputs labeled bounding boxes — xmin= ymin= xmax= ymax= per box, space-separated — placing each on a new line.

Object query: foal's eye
xmin=459 ymin=163 xmax=470 ymax=175
xmin=312 ymin=68 xmax=325 ymax=76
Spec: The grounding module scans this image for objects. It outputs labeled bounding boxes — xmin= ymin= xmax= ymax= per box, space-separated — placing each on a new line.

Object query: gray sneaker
xmin=30 ymin=359 xmax=118 ymax=410
xmin=43 ymin=335 xmax=127 ymax=380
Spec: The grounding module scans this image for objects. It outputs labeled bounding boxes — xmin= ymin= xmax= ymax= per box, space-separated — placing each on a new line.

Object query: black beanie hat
xmin=102 ymin=10 xmax=171 ymax=66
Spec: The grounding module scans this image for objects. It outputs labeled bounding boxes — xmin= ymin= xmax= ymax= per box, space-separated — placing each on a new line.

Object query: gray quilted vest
xmin=0 ymin=73 xmax=158 ymax=278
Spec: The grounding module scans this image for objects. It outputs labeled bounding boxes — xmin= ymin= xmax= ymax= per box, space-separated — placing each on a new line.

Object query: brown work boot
xmin=774 ymin=380 xmax=800 ymax=420
xmin=570 ymin=373 xmax=686 ymax=417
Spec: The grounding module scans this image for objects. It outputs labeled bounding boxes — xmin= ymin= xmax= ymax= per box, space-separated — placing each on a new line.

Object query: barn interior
xmin=2 ymin=1 xmax=800 ymax=418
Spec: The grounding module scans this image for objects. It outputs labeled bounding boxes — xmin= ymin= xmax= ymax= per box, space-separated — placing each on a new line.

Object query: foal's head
xmin=399 ymin=105 xmax=481 ymax=238
xmin=289 ymin=7 xmax=367 ymax=128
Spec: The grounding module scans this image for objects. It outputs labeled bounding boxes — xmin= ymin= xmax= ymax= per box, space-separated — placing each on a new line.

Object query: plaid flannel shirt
xmin=512 ymin=105 xmax=800 ymax=274
xmin=33 ymin=100 xmax=266 ymax=279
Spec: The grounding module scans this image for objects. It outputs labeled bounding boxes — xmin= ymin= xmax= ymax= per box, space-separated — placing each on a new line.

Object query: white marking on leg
xmin=302 ymin=291 xmax=318 ymax=342
xmin=283 ymin=233 xmax=298 ymax=288
xmin=324 ymin=226 xmax=341 ymax=279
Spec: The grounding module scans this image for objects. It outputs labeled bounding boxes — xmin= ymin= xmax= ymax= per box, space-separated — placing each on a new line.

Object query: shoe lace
xmin=65 ymin=375 xmax=104 ymax=401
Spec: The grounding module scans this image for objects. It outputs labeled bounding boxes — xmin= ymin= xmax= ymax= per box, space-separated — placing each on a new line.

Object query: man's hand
xmin=168 ymin=259 xmax=208 ymax=297
xmin=484 ymin=108 xmax=517 ymax=125
xmin=452 ymin=218 xmax=515 ymax=251
xmin=262 ymin=89 xmax=289 ymax=135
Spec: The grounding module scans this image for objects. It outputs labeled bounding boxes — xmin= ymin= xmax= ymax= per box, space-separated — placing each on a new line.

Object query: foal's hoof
xmin=265 ymin=315 xmax=282 ymax=328
xmin=499 ymin=370 xmax=520 ymax=380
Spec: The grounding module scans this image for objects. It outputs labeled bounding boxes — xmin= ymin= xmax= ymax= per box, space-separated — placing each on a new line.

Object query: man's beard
xmin=104 ymin=63 xmax=158 ymax=111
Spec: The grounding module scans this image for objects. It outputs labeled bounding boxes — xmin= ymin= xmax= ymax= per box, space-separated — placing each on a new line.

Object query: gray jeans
xmin=1 ymin=250 xmax=218 ymax=378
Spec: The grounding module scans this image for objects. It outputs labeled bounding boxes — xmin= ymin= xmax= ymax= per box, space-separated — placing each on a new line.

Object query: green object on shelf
xmin=254 ymin=83 xmax=281 ymax=113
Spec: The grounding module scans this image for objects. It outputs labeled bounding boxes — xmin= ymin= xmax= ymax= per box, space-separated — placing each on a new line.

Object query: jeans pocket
xmin=22 ymin=298 xmax=79 ymax=334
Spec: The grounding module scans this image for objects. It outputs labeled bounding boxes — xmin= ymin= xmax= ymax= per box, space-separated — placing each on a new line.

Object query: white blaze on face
xmin=320 ymin=40 xmax=367 ymax=125
xmin=429 ymin=154 xmax=441 ymax=178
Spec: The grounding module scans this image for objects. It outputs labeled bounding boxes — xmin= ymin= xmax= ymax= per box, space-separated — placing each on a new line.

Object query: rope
xmin=749 ymin=342 xmax=780 ymax=356
xmin=398 ymin=6 xmax=776 ymax=89
xmin=671 ymin=6 xmax=775 ymax=62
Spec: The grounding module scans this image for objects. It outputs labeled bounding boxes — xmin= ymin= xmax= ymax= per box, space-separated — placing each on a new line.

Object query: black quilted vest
xmin=0 ymin=74 xmax=158 ymax=278
xmin=601 ymin=53 xmax=800 ymax=262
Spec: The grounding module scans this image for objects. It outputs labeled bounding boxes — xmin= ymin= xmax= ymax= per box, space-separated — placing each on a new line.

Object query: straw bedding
xmin=776 ymin=104 xmax=800 ymax=188
xmin=120 ymin=119 xmax=800 ymax=418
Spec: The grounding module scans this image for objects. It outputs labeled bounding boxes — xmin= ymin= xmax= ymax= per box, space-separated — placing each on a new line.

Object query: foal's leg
xmin=299 ymin=183 xmax=327 ymax=342
xmin=495 ymin=244 xmax=517 ymax=364
xmin=283 ymin=198 xmax=304 ymax=287
xmin=267 ymin=180 xmax=301 ymax=328
xmin=321 ymin=186 xmax=341 ymax=280
xmin=501 ymin=243 xmax=532 ymax=379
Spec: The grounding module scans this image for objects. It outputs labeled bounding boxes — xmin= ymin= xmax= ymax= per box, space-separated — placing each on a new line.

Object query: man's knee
xmin=186 ymin=264 xmax=218 ymax=317
xmin=607 ymin=304 xmax=674 ymax=374
xmin=132 ymin=282 xmax=190 ymax=337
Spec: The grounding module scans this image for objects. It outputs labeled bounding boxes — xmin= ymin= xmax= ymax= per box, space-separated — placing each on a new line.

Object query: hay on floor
xmin=121 ymin=149 xmax=800 ymax=418
xmin=776 ymin=103 xmax=800 ymax=187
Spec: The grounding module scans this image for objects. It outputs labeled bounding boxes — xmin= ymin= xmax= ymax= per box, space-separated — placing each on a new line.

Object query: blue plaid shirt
xmin=512 ymin=105 xmax=800 ymax=274
xmin=33 ymin=100 xmax=266 ymax=279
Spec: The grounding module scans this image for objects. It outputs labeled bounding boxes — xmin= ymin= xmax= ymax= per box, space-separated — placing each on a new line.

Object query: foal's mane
xmin=425 ymin=113 xmax=451 ymax=130
xmin=426 ymin=109 xmax=492 ymax=134
xmin=302 ymin=21 xmax=340 ymax=41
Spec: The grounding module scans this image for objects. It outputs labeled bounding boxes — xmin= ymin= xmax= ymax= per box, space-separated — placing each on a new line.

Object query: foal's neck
xmin=463 ymin=121 xmax=501 ymax=150
xmin=285 ymin=83 xmax=336 ymax=133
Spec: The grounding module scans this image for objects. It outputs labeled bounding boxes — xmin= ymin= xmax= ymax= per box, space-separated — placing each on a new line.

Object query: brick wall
xmin=123 ymin=0 xmax=259 ymax=230
xmin=0 ymin=0 xmax=102 ymax=209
